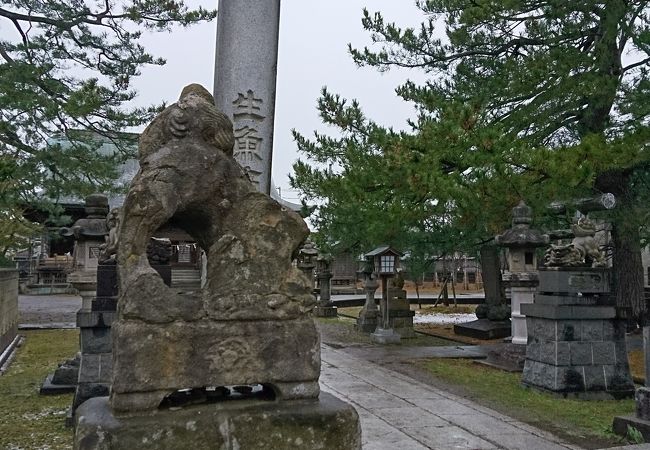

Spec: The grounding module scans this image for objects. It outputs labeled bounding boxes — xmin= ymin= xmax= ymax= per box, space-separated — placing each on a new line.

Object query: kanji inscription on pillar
xmin=232 ymin=91 xmax=266 ymax=189
xmin=233 ymin=90 xmax=265 ymax=120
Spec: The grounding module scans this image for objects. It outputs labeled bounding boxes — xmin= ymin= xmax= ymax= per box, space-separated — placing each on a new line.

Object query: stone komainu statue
xmin=111 ymin=84 xmax=318 ymax=412
xmin=544 ymin=217 xmax=606 ymax=268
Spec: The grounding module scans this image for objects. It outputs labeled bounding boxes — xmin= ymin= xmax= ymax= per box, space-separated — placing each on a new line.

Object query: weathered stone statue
xmin=111 ymin=83 xmax=317 ymax=410
xmin=544 ymin=216 xmax=606 ymax=267
xmin=74 ymin=84 xmax=360 ymax=449
xmin=99 ymin=208 xmax=120 ymax=263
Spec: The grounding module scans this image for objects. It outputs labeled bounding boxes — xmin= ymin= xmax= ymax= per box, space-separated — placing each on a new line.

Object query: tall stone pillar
xmin=213 ymin=0 xmax=281 ymax=195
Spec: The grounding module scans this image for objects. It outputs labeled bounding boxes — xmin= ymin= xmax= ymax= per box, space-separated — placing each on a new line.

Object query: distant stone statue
xmin=390 ymin=269 xmax=405 ymax=289
xmin=99 ymin=208 xmax=120 ymax=263
xmin=545 ymin=217 xmax=606 ymax=267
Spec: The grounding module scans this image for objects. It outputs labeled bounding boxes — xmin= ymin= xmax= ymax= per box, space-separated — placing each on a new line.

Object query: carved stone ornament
xmin=544 ymin=217 xmax=606 ymax=268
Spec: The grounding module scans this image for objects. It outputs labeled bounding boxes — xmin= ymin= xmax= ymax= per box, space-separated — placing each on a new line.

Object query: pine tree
xmin=292 ymin=1 xmax=650 ymax=319
xmin=0 ymin=0 xmax=215 ymax=254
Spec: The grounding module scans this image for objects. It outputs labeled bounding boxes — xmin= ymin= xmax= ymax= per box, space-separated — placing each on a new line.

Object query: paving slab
xmin=342 ymin=344 xmax=489 ymax=363
xmin=321 ymin=344 xmax=580 ymax=450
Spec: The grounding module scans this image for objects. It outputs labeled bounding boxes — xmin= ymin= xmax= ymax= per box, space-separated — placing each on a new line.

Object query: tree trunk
xmin=595 ymin=169 xmax=645 ymax=325
xmin=611 ymin=222 xmax=645 ymax=318
xmin=480 ymin=245 xmax=504 ymax=307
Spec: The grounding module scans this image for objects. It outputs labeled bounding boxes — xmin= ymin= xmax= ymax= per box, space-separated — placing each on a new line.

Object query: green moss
xmin=0 ymin=330 xmax=78 ymax=450
xmin=421 ymin=358 xmax=635 ymax=444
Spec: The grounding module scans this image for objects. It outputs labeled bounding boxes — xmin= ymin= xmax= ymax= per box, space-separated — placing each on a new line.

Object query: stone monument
xmin=213 ymin=0 xmax=280 ymax=194
xmin=521 ymin=215 xmax=634 ymax=398
xmin=382 ymin=271 xmax=415 ymax=338
xmin=356 ymin=256 xmax=379 ymax=333
xmin=73 ymin=84 xmax=361 ymax=449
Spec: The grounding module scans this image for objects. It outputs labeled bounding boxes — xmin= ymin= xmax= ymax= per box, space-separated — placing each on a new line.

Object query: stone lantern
xmin=60 ymin=194 xmax=109 ymax=309
xmin=495 ymin=201 xmax=549 ymax=344
xmin=314 ymin=253 xmax=337 ymax=317
xmin=297 ymin=240 xmax=318 ymax=291
xmin=365 ymin=246 xmax=402 ymax=344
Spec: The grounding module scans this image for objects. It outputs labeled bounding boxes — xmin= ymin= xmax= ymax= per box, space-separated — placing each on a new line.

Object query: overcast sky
xmin=132 ymin=0 xmax=429 ymax=202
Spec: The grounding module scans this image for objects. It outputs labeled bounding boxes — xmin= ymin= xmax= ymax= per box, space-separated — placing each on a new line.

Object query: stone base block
xmin=356 ymin=312 xmax=378 ymax=333
xmin=454 ymin=319 xmax=511 ymax=340
xmin=314 ymin=305 xmax=338 ymax=317
xmin=371 ymin=327 xmax=401 ymax=344
xmin=476 ymin=343 xmax=526 ymax=372
xmin=40 ymin=373 xmax=76 ymax=395
xmin=111 ymin=318 xmax=320 ymax=411
xmin=613 ymin=415 xmax=650 ymax=442
xmin=73 ymin=382 xmax=110 ymax=412
xmin=522 ymin=359 xmax=634 ymax=399
xmin=74 ymin=393 xmax=361 ymax=450
xmin=637 ymin=387 xmax=650 ymax=420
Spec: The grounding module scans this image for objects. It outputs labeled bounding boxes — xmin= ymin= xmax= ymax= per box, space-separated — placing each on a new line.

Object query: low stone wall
xmin=0 ymin=269 xmax=19 ymax=357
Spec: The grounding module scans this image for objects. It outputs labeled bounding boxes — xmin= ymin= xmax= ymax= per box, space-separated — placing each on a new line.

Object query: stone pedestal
xmin=372 ymin=290 xmax=402 ymax=344
xmin=521 ymin=268 xmax=634 ymax=399
xmin=506 ymin=274 xmax=538 ymax=345
xmin=371 ymin=327 xmax=401 ymax=344
xmin=68 ymin=272 xmax=98 ymax=310
xmin=613 ymin=387 xmax=650 ymax=441
xmin=71 ymin=263 xmax=118 ymax=417
xmin=383 ymin=287 xmax=415 ymax=338
xmin=74 ymin=393 xmax=361 ymax=450
xmin=454 ymin=319 xmax=512 ymax=340
xmin=41 ymin=355 xmax=79 ymax=395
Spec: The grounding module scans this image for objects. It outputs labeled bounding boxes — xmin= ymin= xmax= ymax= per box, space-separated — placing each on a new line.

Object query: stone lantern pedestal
xmin=522 ymin=268 xmax=634 ymax=398
xmin=383 ymin=283 xmax=415 ymax=338
xmin=42 ymin=195 xmax=108 ymax=400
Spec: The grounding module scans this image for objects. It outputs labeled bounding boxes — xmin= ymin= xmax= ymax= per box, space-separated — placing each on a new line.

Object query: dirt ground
xmin=18 ymin=295 xmax=81 ymax=326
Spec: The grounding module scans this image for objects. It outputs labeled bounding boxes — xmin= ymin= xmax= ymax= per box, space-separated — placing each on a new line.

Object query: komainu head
xmin=139 ymin=83 xmax=235 ymax=161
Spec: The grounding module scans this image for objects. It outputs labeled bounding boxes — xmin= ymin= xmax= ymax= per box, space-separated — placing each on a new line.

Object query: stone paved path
xmin=321 ymin=345 xmax=582 ymax=450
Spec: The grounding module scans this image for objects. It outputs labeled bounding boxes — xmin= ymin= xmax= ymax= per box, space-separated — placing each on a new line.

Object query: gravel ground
xmin=18 ymin=295 xmax=81 ymax=327
xmin=413 ymin=312 xmax=477 ymax=324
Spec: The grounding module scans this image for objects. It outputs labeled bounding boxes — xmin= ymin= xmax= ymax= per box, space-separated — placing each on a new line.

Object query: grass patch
xmin=420 ymin=358 xmax=635 ymax=446
xmin=337 ymin=306 xmax=363 ymax=317
xmin=0 ymin=329 xmax=78 ymax=450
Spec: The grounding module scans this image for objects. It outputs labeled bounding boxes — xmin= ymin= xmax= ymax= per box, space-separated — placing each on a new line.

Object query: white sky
xmin=132 ymin=0 xmax=429 ymax=202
